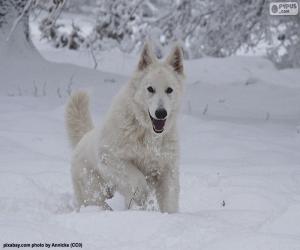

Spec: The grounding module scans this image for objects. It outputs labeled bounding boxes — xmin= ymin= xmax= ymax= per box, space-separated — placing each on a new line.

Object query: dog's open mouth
xmin=149 ymin=112 xmax=166 ymax=133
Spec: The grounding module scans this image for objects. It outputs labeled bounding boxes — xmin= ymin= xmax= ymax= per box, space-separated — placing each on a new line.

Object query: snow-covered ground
xmin=1 ymin=39 xmax=300 ymax=249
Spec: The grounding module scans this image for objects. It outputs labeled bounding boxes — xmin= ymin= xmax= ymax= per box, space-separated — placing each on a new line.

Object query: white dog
xmin=65 ymin=43 xmax=184 ymax=213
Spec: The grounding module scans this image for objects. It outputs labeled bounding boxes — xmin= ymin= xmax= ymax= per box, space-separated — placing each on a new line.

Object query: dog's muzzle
xmin=149 ymin=111 xmax=166 ymax=133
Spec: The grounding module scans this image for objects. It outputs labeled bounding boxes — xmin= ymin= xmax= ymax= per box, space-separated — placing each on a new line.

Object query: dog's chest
xmin=132 ymin=134 xmax=175 ymax=178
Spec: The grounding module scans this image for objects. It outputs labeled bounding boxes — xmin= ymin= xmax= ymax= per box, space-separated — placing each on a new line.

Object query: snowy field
xmin=1 ymin=38 xmax=300 ymax=249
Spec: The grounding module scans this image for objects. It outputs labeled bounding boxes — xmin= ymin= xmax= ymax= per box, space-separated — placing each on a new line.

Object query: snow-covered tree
xmin=81 ymin=0 xmax=269 ymax=57
xmin=31 ymin=0 xmax=300 ymax=68
xmin=86 ymin=0 xmax=147 ymax=52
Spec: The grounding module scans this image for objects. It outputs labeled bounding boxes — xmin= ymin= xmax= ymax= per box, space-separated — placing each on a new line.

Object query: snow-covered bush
xmin=266 ymin=14 xmax=300 ymax=68
xmin=37 ymin=0 xmax=85 ymax=50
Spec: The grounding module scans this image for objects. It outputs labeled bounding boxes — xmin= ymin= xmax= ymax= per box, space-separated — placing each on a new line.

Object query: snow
xmin=1 ymin=41 xmax=300 ymax=249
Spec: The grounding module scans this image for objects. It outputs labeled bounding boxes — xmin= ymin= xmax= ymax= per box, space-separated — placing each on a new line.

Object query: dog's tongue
xmin=153 ymin=118 xmax=166 ymax=132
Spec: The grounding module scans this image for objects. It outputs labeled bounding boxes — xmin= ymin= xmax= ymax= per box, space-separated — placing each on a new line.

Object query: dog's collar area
xmin=149 ymin=111 xmax=166 ymax=133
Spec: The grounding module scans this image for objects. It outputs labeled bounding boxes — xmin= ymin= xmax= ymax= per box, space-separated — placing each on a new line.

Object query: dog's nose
xmin=155 ymin=109 xmax=167 ymax=119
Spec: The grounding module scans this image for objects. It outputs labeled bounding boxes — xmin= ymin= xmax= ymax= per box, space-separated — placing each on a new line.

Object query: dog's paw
xmin=129 ymin=178 xmax=149 ymax=207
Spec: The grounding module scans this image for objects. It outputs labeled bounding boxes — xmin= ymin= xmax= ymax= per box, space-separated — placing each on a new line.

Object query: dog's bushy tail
xmin=65 ymin=91 xmax=94 ymax=148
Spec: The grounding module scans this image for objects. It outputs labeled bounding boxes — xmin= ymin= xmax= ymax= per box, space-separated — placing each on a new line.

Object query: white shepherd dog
xmin=65 ymin=43 xmax=185 ymax=213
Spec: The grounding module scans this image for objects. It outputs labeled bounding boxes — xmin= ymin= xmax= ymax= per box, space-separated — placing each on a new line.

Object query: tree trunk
xmin=0 ymin=0 xmax=40 ymax=59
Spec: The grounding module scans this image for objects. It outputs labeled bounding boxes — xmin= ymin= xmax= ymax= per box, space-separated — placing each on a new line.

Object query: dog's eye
xmin=147 ymin=86 xmax=155 ymax=93
xmin=165 ymin=87 xmax=173 ymax=94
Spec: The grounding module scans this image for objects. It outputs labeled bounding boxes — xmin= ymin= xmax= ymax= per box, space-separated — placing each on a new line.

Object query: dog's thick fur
xmin=66 ymin=43 xmax=184 ymax=213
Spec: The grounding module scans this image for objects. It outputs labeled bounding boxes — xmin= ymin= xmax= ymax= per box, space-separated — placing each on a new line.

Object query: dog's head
xmin=131 ymin=43 xmax=185 ymax=135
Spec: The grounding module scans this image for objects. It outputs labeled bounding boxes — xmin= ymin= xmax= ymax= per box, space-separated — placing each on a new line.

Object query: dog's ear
xmin=138 ymin=43 xmax=156 ymax=71
xmin=166 ymin=45 xmax=184 ymax=75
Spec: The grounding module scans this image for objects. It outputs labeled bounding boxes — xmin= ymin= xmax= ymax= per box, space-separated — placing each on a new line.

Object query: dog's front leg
xmin=156 ymin=166 xmax=179 ymax=213
xmin=100 ymin=160 xmax=149 ymax=208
